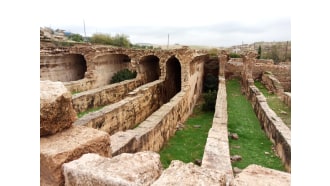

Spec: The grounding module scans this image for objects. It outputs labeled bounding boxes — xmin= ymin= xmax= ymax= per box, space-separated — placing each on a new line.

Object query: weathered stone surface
xmin=40 ymin=80 xmax=77 ymax=136
xmin=225 ymin=59 xmax=291 ymax=92
xmin=219 ymin=50 xmax=229 ymax=76
xmin=40 ymin=125 xmax=111 ymax=186
xmin=63 ymin=151 xmax=162 ymax=186
xmin=231 ymin=155 xmax=242 ymax=162
xmin=231 ymin=133 xmax=239 ymax=140
xmin=248 ymin=84 xmax=291 ymax=172
xmin=261 ymin=72 xmax=284 ymax=96
xmin=152 ymin=160 xmax=226 ymax=186
xmin=230 ymin=164 xmax=291 ymax=186
xmin=72 ymin=79 xmax=141 ymax=113
xmin=233 ymin=167 xmax=242 ymax=174
xmin=110 ymin=130 xmax=138 ymax=156
xmin=74 ymin=80 xmax=164 ymax=135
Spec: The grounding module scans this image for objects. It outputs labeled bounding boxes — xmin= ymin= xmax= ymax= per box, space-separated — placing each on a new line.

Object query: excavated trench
xmin=73 ymin=56 xmax=182 ymax=137
xmin=41 ymin=51 xmax=289 ymax=173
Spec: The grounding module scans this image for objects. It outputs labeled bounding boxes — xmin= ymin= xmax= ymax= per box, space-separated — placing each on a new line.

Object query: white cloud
xmin=39 ymin=0 xmax=291 ymax=47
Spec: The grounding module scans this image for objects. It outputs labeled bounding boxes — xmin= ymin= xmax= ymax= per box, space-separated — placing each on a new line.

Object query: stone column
xmin=241 ymin=51 xmax=258 ymax=95
xmin=218 ymin=50 xmax=229 ymax=77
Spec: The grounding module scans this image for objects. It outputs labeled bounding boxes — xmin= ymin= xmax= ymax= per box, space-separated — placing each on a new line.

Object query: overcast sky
xmin=39 ymin=0 xmax=291 ymax=47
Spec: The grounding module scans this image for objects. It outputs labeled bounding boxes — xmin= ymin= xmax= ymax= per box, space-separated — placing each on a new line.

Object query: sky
xmin=39 ymin=0 xmax=291 ymax=47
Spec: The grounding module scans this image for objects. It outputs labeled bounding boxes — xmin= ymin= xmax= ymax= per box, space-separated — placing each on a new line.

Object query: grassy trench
xmin=227 ymin=79 xmax=285 ymax=171
xmin=159 ymin=100 xmax=213 ymax=168
xmin=254 ymin=80 xmax=291 ymax=129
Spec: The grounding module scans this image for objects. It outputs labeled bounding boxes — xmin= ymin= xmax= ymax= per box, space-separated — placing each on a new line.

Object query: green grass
xmin=227 ymin=79 xmax=285 ymax=171
xmin=159 ymin=100 xmax=214 ymax=168
xmin=71 ymin=91 xmax=81 ymax=95
xmin=254 ymin=81 xmax=291 ymax=129
xmin=77 ymin=106 xmax=104 ymax=118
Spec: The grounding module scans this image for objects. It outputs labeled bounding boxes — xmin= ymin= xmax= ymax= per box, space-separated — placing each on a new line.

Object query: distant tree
xmin=112 ymin=34 xmax=131 ymax=48
xmin=68 ymin=33 xmax=84 ymax=42
xmin=270 ymin=45 xmax=280 ymax=64
xmin=257 ymin=45 xmax=261 ymax=59
xmin=90 ymin=33 xmax=113 ymax=45
xmin=90 ymin=33 xmax=132 ymax=48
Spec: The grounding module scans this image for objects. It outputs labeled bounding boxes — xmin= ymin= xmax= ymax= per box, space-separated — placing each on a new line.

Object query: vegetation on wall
xmin=90 ymin=33 xmax=132 ymax=48
xmin=202 ymin=73 xmax=218 ymax=111
xmin=110 ymin=69 xmax=137 ymax=84
xmin=229 ymin=53 xmax=241 ymax=58
xmin=202 ymin=90 xmax=217 ymax=111
xmin=207 ymin=48 xmax=219 ymax=57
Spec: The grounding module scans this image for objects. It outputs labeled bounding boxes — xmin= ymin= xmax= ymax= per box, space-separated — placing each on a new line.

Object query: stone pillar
xmin=241 ymin=51 xmax=258 ymax=95
xmin=218 ymin=50 xmax=229 ymax=77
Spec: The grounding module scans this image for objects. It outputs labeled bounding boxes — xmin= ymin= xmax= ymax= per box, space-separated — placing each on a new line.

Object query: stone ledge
xmin=152 ymin=160 xmax=226 ymax=186
xmin=40 ymin=125 xmax=111 ymax=186
xmin=230 ymin=164 xmax=290 ymax=186
xmin=63 ymin=151 xmax=162 ymax=186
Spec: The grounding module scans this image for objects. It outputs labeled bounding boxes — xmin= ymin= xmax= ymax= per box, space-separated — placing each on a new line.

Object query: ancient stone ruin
xmin=40 ymin=41 xmax=291 ymax=185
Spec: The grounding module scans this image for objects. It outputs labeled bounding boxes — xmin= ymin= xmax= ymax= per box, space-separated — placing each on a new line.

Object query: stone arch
xmin=138 ymin=55 xmax=160 ymax=83
xmin=40 ymin=54 xmax=87 ymax=82
xmin=164 ymin=56 xmax=181 ymax=102
xmin=93 ymin=54 xmax=131 ymax=87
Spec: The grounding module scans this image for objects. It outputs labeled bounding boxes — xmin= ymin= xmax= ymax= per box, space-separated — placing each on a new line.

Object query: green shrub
xmin=68 ymin=33 xmax=84 ymax=42
xmin=90 ymin=33 xmax=131 ymax=48
xmin=202 ymin=90 xmax=217 ymax=111
xmin=203 ymin=73 xmax=218 ymax=92
xmin=208 ymin=48 xmax=218 ymax=57
xmin=229 ymin=53 xmax=241 ymax=58
xmin=110 ymin=69 xmax=137 ymax=83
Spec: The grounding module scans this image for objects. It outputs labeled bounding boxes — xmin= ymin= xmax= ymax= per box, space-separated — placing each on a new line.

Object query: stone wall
xmin=255 ymin=63 xmax=291 ymax=92
xmin=40 ymin=44 xmax=202 ymax=94
xmin=261 ymin=72 xmax=284 ymax=95
xmin=261 ymin=72 xmax=291 ymax=107
xmin=246 ymin=85 xmax=291 ymax=172
xmin=72 ymin=78 xmax=142 ymax=113
xmin=188 ymin=56 xmax=205 ymax=115
xmin=63 ymin=79 xmax=95 ymax=93
xmin=74 ymin=80 xmax=165 ymax=135
xmin=281 ymin=92 xmax=291 ymax=107
xmin=110 ymin=89 xmax=190 ymax=156
xmin=202 ymin=76 xmax=234 ymax=184
xmin=225 ymin=59 xmax=291 ymax=92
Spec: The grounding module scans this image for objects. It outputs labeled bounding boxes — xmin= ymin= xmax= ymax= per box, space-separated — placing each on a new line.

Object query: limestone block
xmin=230 ymin=164 xmax=290 ymax=186
xmin=40 ymin=80 xmax=77 ymax=136
xmin=110 ymin=130 xmax=137 ymax=156
xmin=202 ymin=138 xmax=233 ymax=179
xmin=63 ymin=151 xmax=162 ymax=186
xmin=40 ymin=125 xmax=111 ymax=186
xmin=152 ymin=160 xmax=226 ymax=186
